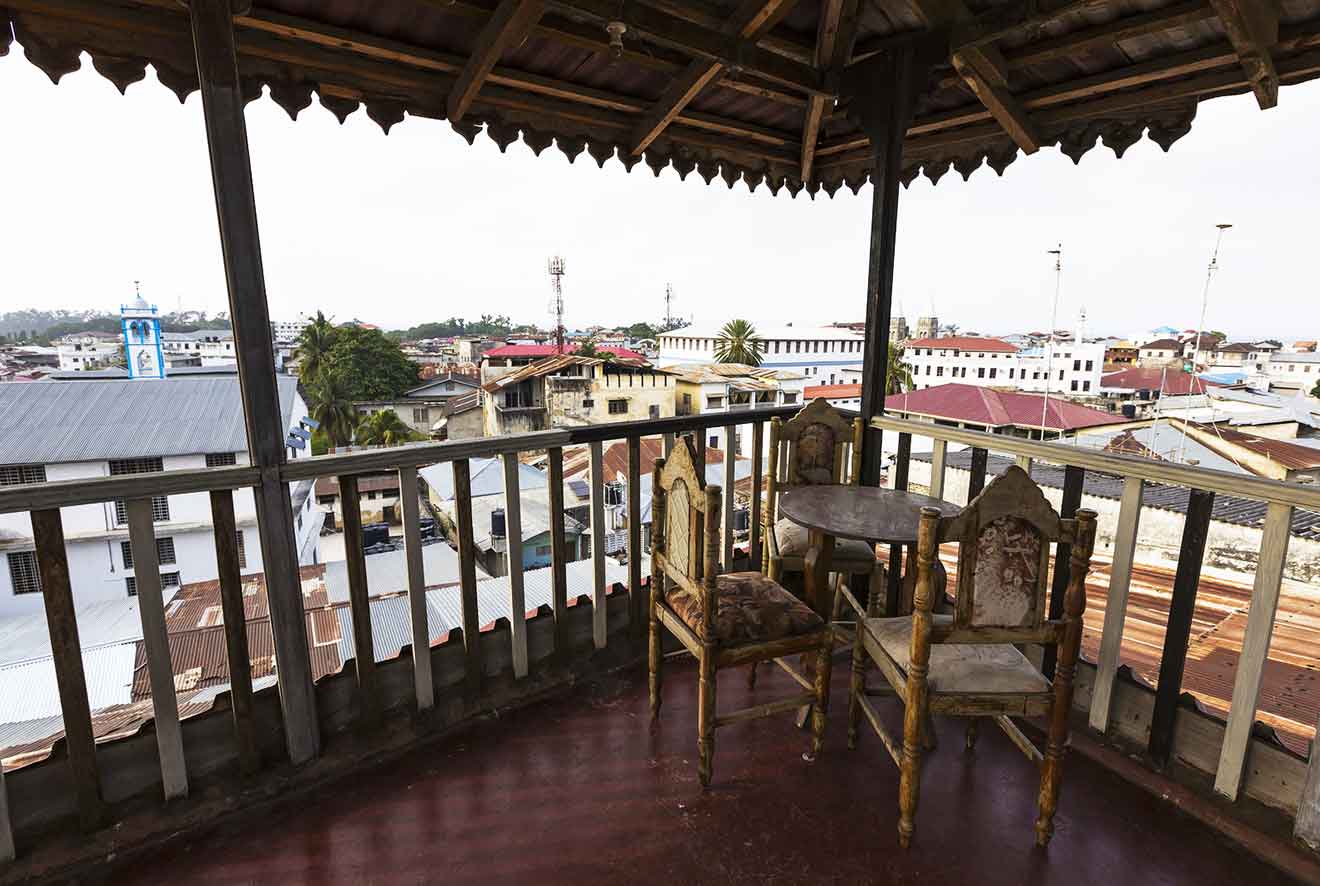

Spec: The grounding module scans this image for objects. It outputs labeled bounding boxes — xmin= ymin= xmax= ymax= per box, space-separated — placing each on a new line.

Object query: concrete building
xmin=886 ymin=382 xmax=1128 ymax=439
xmin=433 ymin=392 xmax=483 ymax=440
xmin=270 ymin=315 xmax=313 ymax=344
xmin=903 ymin=336 xmax=1019 ymax=390
xmin=160 ymin=329 xmax=237 ymax=368
xmin=804 ymin=383 xmax=862 ymax=409
xmin=889 ymin=316 xmax=909 ymax=342
xmin=55 ymin=333 xmax=121 ymax=372
xmin=480 ymin=355 xmax=675 ymax=436
xmin=0 ymin=373 xmax=321 ymax=617
xmin=1137 ymin=338 xmax=1184 ymax=368
xmin=1013 ymin=340 xmax=1106 ymax=397
xmin=657 ymin=325 xmax=864 ymax=385
xmin=1253 ymin=351 xmax=1320 ymax=392
xmin=480 ymin=343 xmax=645 ymax=384
xmin=913 ymin=316 xmax=939 ymax=340
xmin=665 ymin=362 xmax=805 ymax=455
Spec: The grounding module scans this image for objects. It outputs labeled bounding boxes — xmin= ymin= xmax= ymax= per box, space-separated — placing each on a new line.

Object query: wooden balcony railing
xmin=1 ymin=406 xmax=1319 ymax=868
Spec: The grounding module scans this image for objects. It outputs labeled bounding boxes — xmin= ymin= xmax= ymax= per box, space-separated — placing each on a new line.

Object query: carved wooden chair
xmin=762 ymin=398 xmax=885 ymax=609
xmin=649 ymin=436 xmax=834 ymax=787
xmin=838 ymin=465 xmax=1097 ymax=848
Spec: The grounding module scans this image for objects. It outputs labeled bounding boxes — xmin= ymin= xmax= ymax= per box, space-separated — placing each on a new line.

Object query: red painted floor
xmin=112 ymin=659 xmax=1294 ymax=885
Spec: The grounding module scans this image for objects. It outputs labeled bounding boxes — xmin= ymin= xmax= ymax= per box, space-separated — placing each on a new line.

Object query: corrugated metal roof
xmin=421 ymin=457 xmax=545 ymax=502
xmin=0 ymin=375 xmax=299 ymax=462
xmin=0 ymin=594 xmax=155 ymax=666
xmin=321 ymin=539 xmax=490 ymax=603
xmin=888 ymin=384 xmax=1127 ymax=431
xmin=0 ymin=642 xmax=136 ymax=723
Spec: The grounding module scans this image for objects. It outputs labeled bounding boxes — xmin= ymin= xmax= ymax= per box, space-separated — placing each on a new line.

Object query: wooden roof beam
xmin=1208 ymin=0 xmax=1280 ymax=108
xmin=911 ymin=0 xmax=1042 ymax=154
xmin=801 ymin=0 xmax=858 ymax=182
xmin=626 ymin=0 xmax=801 ymax=156
xmin=448 ymin=0 xmax=546 ymax=122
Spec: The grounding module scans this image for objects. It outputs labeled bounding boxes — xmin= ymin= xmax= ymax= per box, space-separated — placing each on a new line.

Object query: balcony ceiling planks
xmin=5 ymin=0 xmax=1320 ymax=196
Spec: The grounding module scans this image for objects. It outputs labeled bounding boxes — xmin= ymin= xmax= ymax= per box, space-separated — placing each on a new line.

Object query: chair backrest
xmin=915 ymin=465 xmax=1097 ymax=646
xmin=651 ymin=436 xmax=722 ymax=618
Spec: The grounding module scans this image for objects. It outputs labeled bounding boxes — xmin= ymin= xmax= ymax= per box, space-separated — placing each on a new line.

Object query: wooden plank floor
xmin=110 ymin=659 xmax=1296 ymax=885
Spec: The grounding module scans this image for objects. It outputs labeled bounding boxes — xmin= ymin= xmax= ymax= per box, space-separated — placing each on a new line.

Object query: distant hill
xmin=0 ymin=309 xmax=231 ymax=344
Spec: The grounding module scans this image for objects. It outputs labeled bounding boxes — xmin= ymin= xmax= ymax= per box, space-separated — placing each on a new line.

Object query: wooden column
xmin=548 ymin=446 xmax=570 ymax=659
xmin=452 ymin=459 xmax=483 ymax=697
xmin=627 ymin=435 xmax=645 ymax=640
xmin=927 ymin=438 xmax=948 ymax=500
xmin=31 ymin=509 xmax=104 ymax=830
xmin=501 ymin=452 xmax=530 ymax=678
xmin=209 ymin=491 xmax=260 ymax=774
xmin=589 ymin=441 xmax=608 ymax=649
xmin=749 ymin=421 xmax=765 ymax=570
xmin=850 ymin=37 xmax=943 ymax=487
xmin=186 ymin=0 xmax=318 ymax=764
xmin=1148 ymin=488 xmax=1215 ymax=767
xmin=397 ymin=467 xmax=434 ymax=711
xmin=723 ymin=425 xmax=736 ymax=569
xmin=1042 ymin=464 xmax=1084 ymax=680
xmin=1088 ymin=476 xmax=1144 ymax=733
xmin=966 ymin=447 xmax=989 ymax=502
xmin=338 ymin=476 xmax=380 ymax=729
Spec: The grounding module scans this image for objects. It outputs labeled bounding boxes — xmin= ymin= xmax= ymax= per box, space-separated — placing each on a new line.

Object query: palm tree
xmin=887 ymin=344 xmax=914 ymax=394
xmin=713 ymin=319 xmax=763 ymax=366
xmin=355 ymin=409 xmax=422 ymax=447
xmin=308 ymin=370 xmax=356 ymax=448
xmin=296 ymin=311 xmax=337 ymax=383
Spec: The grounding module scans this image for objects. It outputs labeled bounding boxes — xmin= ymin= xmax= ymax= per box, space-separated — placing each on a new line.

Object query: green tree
xmin=355 ymin=410 xmax=423 ymax=446
xmin=887 ymin=345 xmax=914 ymax=395
xmin=295 ymin=311 xmax=338 ymax=384
xmin=324 ymin=325 xmax=419 ymax=399
xmin=308 ymin=370 xmax=357 ymax=448
xmin=625 ymin=322 xmax=658 ymax=340
xmin=1311 ymin=379 xmax=1320 ymax=399
xmin=713 ymin=319 xmax=764 ymax=366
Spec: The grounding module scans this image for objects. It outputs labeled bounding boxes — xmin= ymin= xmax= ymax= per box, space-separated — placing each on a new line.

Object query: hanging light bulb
xmin=606 ymin=21 xmax=627 ymax=59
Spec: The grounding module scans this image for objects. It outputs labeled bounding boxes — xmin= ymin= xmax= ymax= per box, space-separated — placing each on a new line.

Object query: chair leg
xmin=847 ymin=621 xmax=866 ymax=750
xmin=746 ymin=662 xmax=758 ymax=690
xmin=809 ymin=637 xmax=831 ymax=759
xmin=922 ymin=711 xmax=938 ymax=751
xmin=697 ymin=650 xmax=716 ymax=788
xmin=965 ymin=718 xmax=979 ymax=751
xmin=648 ymin=601 xmax=662 ymax=723
xmin=898 ymin=688 xmax=928 ymax=848
xmin=1036 ymin=705 xmax=1071 ymax=846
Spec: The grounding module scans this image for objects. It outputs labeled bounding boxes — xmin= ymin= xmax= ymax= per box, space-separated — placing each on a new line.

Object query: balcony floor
xmin=113 ymin=657 xmax=1291 ymax=885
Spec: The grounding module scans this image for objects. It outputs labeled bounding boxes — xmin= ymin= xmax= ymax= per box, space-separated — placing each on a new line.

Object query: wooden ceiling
xmin=5 ymin=0 xmax=1320 ymax=196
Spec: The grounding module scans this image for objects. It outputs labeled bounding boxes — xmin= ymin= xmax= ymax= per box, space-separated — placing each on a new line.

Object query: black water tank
xmin=491 ymin=508 xmax=506 ymax=540
xmin=1121 ymin=403 xmax=1136 ymax=419
xmin=733 ymin=508 xmax=750 ymax=532
xmin=363 ymin=522 xmax=390 ymax=548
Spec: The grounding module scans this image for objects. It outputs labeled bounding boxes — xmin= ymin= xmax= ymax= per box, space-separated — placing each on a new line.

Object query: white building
xmin=271 ymin=315 xmax=313 ymax=344
xmin=1253 ymin=351 xmax=1320 ymax=392
xmin=1014 ymin=340 xmax=1106 ymax=397
xmin=55 ymin=333 xmax=121 ymax=372
xmin=161 ymin=329 xmax=237 ymax=368
xmin=0 ymin=373 xmax=321 ymax=617
xmin=902 ymin=336 xmax=1019 ymax=389
xmin=657 ymin=325 xmax=864 ymax=385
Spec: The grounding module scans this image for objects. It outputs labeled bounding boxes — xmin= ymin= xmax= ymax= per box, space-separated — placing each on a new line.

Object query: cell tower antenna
xmin=1041 ymin=244 xmax=1063 ymax=440
xmin=548 ymin=256 xmax=567 ymax=354
xmin=664 ymin=283 xmax=675 ymax=330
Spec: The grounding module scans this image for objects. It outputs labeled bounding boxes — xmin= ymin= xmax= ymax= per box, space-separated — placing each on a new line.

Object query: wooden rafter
xmin=1208 ymin=0 xmax=1281 ymax=108
xmin=801 ymin=0 xmax=855 ymax=182
xmin=911 ymin=0 xmax=1041 ymax=154
xmin=626 ymin=0 xmax=800 ymax=156
xmin=448 ymin=0 xmax=545 ymax=122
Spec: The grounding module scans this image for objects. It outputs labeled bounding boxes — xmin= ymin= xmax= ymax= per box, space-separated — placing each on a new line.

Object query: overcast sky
xmin=3 ymin=49 xmax=1318 ymax=341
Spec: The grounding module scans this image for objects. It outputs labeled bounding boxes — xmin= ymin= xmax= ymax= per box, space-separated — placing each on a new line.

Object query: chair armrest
xmin=835 ymin=581 xmax=867 ymax=620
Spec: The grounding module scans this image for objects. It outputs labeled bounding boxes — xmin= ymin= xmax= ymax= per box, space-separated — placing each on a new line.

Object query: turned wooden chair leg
xmin=847 ymin=623 xmax=866 ymax=750
xmin=746 ymin=662 xmax=758 ymax=689
xmin=1036 ymin=692 xmax=1074 ymax=846
xmin=809 ymin=637 xmax=831 ymax=759
xmin=648 ymin=601 xmax=663 ymax=723
xmin=921 ymin=710 xmax=938 ymax=751
xmin=697 ymin=649 xmax=717 ymax=788
xmin=965 ymin=718 xmax=979 ymax=751
xmin=898 ymin=693 xmax=927 ymax=849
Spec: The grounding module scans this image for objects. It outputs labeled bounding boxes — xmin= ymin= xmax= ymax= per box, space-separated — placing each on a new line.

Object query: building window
xmin=412 ymin=408 xmax=429 ymax=424
xmin=125 ymin=576 xmax=137 ymax=597
xmin=1073 ymin=359 xmax=1081 ymax=371
xmin=0 ymin=464 xmax=46 ymax=486
xmin=535 ymin=544 xmax=552 ymax=557
xmin=121 ymin=537 xmax=177 ymax=569
xmin=707 ymin=395 xmax=724 ymax=409
xmin=608 ymin=399 xmax=628 ymax=415
xmin=205 ymin=452 xmax=237 ymax=467
xmin=978 ymin=368 xmax=985 ymax=378
xmin=649 ymin=405 xmax=661 ymax=419
xmin=1085 ymin=360 xmax=1094 ymax=371
xmin=782 ymin=392 xmax=798 ymax=404
xmin=1071 ymin=380 xmax=1079 ymax=391
xmin=709 ymin=435 xmax=719 ymax=449
xmin=114 ymin=496 xmax=170 ymax=526
xmin=162 ymin=571 xmax=181 ymax=588
xmin=236 ymin=530 xmax=247 ymax=569
xmin=8 ymin=551 xmax=41 ymax=595
xmin=109 ymin=457 xmax=164 ymax=476
xmin=1083 ymin=381 xmax=1092 ymax=392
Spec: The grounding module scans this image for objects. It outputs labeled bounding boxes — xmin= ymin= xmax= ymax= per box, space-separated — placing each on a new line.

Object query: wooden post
xmin=749 ymin=420 xmax=765 ymax=571
xmin=1088 ymin=476 xmax=1144 ymax=733
xmin=31 ymin=509 xmax=104 ymax=830
xmin=0 ymin=763 xmax=11 ymax=864
xmin=589 ymin=441 xmax=608 ymax=649
xmin=723 ymin=425 xmax=736 ymax=569
xmin=186 ymin=0 xmax=318 ymax=764
xmin=1298 ymin=713 xmax=1320 ymax=849
xmin=851 ymin=37 xmax=943 ymax=486
xmin=452 ymin=459 xmax=483 ymax=697
xmin=928 ymin=438 xmax=948 ymax=500
xmin=627 ymin=435 xmax=644 ymax=640
xmin=1215 ymin=501 xmax=1293 ymax=800
xmin=893 ymin=432 xmax=912 ymax=491
xmin=338 ymin=476 xmax=380 ymax=729
xmin=126 ymin=498 xmax=188 ymax=800
xmin=501 ymin=452 xmax=530 ymax=678
xmin=548 ymin=446 xmax=570 ymax=659
xmin=209 ymin=490 xmax=260 ymax=774
xmin=966 ymin=446 xmax=990 ymax=502
xmin=397 ymin=466 xmax=434 ymax=711
xmin=1148 ymin=488 xmax=1215 ymax=767
xmin=1042 ymin=464 xmax=1084 ymax=680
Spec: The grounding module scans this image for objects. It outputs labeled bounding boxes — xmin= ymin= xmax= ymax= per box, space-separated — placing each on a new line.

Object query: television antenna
xmin=548 ymin=256 xmax=566 ymax=354
xmin=1175 ymin=223 xmax=1232 ymax=464
xmin=664 ymin=283 xmax=675 ymax=330
xmin=1040 ymin=244 xmax=1063 ymax=440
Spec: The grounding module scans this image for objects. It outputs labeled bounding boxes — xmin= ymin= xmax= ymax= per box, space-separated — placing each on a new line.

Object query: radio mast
xmin=548 ymin=256 xmax=566 ymax=353
xmin=664 ymin=283 xmax=675 ymax=330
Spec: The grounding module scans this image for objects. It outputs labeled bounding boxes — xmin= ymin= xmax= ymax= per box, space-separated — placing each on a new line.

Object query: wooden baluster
xmin=1298 ymin=713 xmax=1320 ymax=849
xmin=627 ymin=435 xmax=644 ymax=641
xmin=723 ymin=425 xmax=736 ymax=569
xmin=589 ymin=441 xmax=608 ymax=649
xmin=0 ymin=760 xmax=10 ymax=863
xmin=397 ymin=467 xmax=434 ymax=711
xmin=882 ymin=432 xmax=914 ymax=616
xmin=1015 ymin=454 xmax=1033 ymax=473
xmin=209 ymin=491 xmax=259 ymax=774
xmin=1042 ymin=464 xmax=1084 ymax=681
xmin=1215 ymin=501 xmax=1293 ymax=800
xmin=126 ymin=498 xmax=189 ymax=800
xmin=749 ymin=421 xmax=764 ymax=571
xmin=452 ymin=459 xmax=483 ymax=697
xmin=928 ymin=438 xmax=948 ymax=500
xmin=892 ymin=432 xmax=912 ymax=491
xmin=966 ymin=446 xmax=989 ymax=502
xmin=1148 ymin=488 xmax=1215 ymax=767
xmin=501 ymin=452 xmax=529 ymax=678
xmin=548 ymin=446 xmax=570 ymax=660
xmin=30 ymin=509 xmax=104 ymax=830
xmin=763 ymin=418 xmax=781 ymax=576
xmin=1088 ymin=476 xmax=1144 ymax=733
xmin=338 ymin=476 xmax=380 ymax=728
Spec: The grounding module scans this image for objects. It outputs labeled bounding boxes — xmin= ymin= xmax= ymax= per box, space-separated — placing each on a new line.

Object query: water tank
xmin=363 ymin=522 xmax=390 ymax=548
xmin=733 ymin=508 xmax=750 ymax=532
xmin=1121 ymin=403 xmax=1136 ymax=419
xmin=418 ymin=517 xmax=437 ymax=539
xmin=491 ymin=508 xmax=506 ymax=540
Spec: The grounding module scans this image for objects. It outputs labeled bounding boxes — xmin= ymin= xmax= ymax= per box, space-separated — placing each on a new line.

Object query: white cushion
xmin=774 ymin=518 xmax=877 ymax=565
xmin=863 ymin=615 xmax=1050 ymax=696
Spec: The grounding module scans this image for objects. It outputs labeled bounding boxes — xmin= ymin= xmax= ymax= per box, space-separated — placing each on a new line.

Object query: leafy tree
xmin=310 ymin=427 xmax=331 ymax=457
xmin=713 ymin=319 xmax=764 ymax=366
xmin=625 ymin=322 xmax=658 ymax=340
xmin=307 ymin=370 xmax=357 ymax=448
xmin=888 ymin=344 xmax=914 ymax=394
xmin=355 ymin=410 xmax=423 ymax=446
xmin=1311 ymin=379 xmax=1320 ymax=399
xmin=296 ymin=311 xmax=338 ymax=384
xmin=390 ymin=314 xmax=513 ymax=341
xmin=324 ymin=326 xmax=419 ymax=400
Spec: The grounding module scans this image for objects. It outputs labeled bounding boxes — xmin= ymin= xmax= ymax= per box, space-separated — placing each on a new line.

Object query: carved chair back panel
xmin=969 ymin=516 xmax=1046 ymax=628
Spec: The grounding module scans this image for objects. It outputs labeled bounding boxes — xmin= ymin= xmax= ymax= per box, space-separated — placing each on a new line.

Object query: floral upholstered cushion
xmin=666 ymin=572 xmax=824 ymax=645
xmin=774 ymin=518 xmax=877 ymax=565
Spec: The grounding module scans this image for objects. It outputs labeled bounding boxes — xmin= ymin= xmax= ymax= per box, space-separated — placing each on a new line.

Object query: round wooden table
xmin=778 ymin=486 xmax=960 ymax=618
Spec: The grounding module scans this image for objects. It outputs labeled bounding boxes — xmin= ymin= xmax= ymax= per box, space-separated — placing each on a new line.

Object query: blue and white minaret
xmin=121 ymin=282 xmax=166 ymax=380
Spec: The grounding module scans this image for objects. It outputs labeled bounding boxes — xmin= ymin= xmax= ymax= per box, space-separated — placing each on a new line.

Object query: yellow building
xmin=481 ymin=355 xmax=677 ymax=436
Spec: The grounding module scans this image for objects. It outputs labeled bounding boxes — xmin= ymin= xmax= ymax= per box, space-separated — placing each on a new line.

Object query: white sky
xmin=3 ymin=48 xmax=1318 ymax=341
